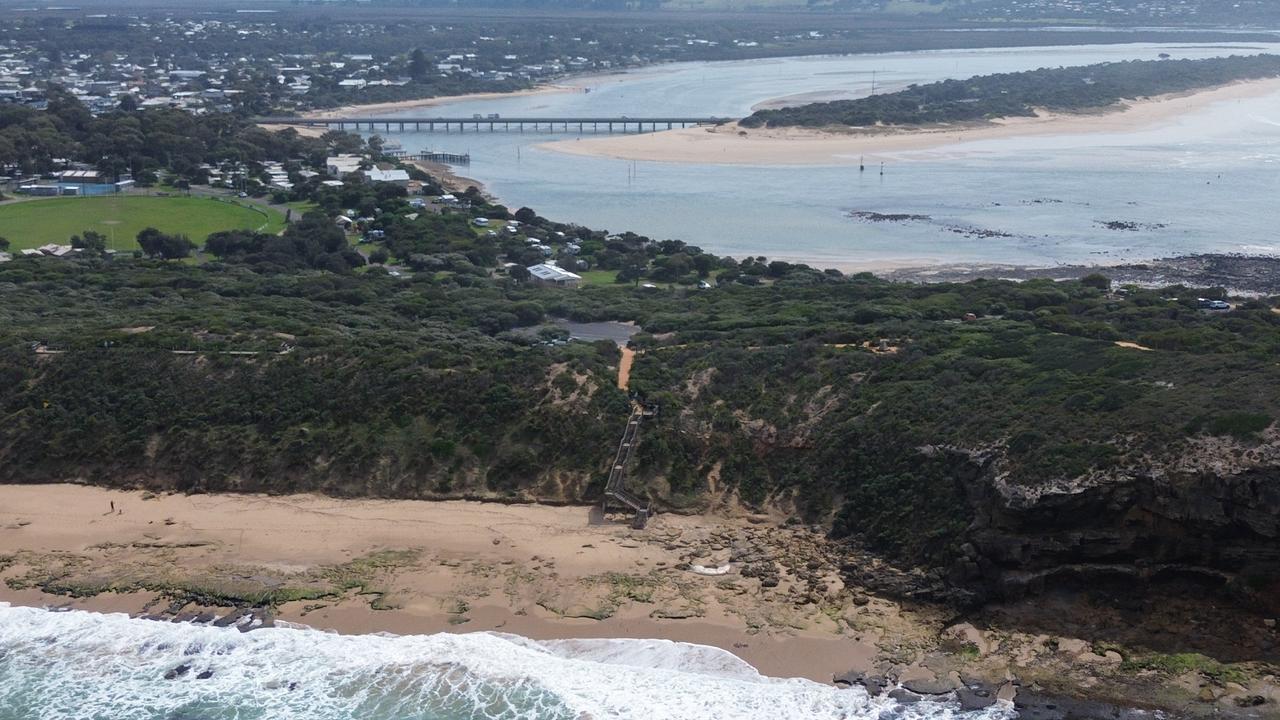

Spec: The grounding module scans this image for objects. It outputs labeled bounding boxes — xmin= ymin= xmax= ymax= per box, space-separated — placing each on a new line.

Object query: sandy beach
xmin=406 ymin=158 xmax=486 ymax=195
xmin=540 ymin=78 xmax=1280 ymax=166
xmin=0 ymin=485 xmax=899 ymax=683
xmin=3 ymin=484 xmax=1275 ymax=712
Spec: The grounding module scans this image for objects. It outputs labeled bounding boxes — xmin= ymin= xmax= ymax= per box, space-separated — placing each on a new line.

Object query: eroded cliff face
xmin=942 ymin=431 xmax=1280 ymax=621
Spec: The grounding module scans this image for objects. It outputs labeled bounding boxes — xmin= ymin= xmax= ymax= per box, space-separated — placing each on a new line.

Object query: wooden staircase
xmin=602 ymin=402 xmax=657 ymax=529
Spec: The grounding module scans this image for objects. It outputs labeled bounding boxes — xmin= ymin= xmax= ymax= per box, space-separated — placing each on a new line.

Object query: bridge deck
xmin=258 ymin=116 xmax=728 ymax=125
xmin=256 ymin=116 xmax=729 ymax=134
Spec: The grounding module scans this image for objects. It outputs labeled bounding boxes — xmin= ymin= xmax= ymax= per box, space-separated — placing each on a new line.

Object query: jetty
xmin=603 ymin=401 xmax=658 ymax=529
xmin=413 ymin=151 xmax=471 ymax=166
xmin=256 ymin=116 xmax=730 ymax=134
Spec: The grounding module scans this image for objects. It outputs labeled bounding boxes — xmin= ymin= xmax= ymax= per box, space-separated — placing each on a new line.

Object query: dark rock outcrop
xmin=839 ymin=438 xmax=1280 ymax=658
xmin=963 ymin=442 xmax=1280 ymax=616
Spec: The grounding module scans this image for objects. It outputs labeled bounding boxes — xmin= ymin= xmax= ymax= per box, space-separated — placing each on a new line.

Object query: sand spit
xmin=541 ymin=78 xmax=1280 ymax=166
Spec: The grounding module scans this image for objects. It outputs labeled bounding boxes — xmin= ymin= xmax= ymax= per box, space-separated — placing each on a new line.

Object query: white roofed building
xmin=363 ymin=168 xmax=410 ymax=185
xmin=527 ymin=263 xmax=582 ymax=288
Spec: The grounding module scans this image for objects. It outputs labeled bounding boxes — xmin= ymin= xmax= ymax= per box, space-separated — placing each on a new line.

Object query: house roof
xmin=528 ymin=263 xmax=582 ymax=283
xmin=364 ymin=169 xmax=409 ymax=183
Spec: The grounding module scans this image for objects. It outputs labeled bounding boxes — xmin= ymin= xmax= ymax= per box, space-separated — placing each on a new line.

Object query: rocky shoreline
xmin=883 ymin=254 xmax=1280 ymax=297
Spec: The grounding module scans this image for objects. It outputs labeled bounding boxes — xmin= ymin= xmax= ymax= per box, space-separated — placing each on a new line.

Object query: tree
xmin=692 ymin=253 xmax=715 ymax=278
xmin=136 ymin=227 xmax=165 ymax=257
xmin=0 ymin=237 xmax=9 ymax=251
xmin=508 ymin=265 xmax=531 ymax=282
xmin=137 ymin=227 xmax=194 ymax=259
xmin=409 ymin=49 xmax=429 ymax=81
xmin=1081 ymin=273 xmax=1111 ymax=291
xmin=321 ymin=130 xmax=365 ymax=155
xmin=369 ymin=247 xmax=389 ymax=265
xmin=160 ymin=234 xmax=196 ymax=259
xmin=514 ymin=207 xmax=538 ymax=225
xmin=617 ymin=258 xmax=648 ymax=285
xmin=205 ymin=230 xmax=268 ymax=258
xmin=117 ymin=94 xmax=138 ymax=112
xmin=71 ymin=230 xmax=107 ymax=253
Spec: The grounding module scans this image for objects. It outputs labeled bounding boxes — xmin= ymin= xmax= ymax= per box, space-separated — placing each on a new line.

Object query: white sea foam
xmin=0 ymin=603 xmax=1015 ymax=720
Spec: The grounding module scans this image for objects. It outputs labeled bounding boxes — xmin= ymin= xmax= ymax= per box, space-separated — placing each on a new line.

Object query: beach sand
xmin=4 ymin=484 xmax=1274 ymax=712
xmin=0 ymin=484 xmax=897 ymax=683
xmin=540 ymin=78 xmax=1280 ymax=166
xmin=406 ymin=158 xmax=486 ymax=196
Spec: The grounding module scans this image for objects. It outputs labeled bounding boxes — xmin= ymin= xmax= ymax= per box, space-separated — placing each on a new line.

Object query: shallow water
xmin=366 ymin=42 xmax=1280 ymax=268
xmin=0 ymin=604 xmax=1010 ymax=720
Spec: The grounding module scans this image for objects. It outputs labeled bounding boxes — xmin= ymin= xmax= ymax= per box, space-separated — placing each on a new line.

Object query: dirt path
xmin=617 ymin=346 xmax=636 ymax=390
xmin=1114 ymin=340 xmax=1154 ymax=351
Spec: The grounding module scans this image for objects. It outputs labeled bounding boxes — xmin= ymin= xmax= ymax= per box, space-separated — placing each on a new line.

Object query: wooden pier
xmin=256 ymin=116 xmax=729 ymax=134
xmin=414 ymin=151 xmax=471 ymax=166
xmin=603 ymin=401 xmax=658 ymax=529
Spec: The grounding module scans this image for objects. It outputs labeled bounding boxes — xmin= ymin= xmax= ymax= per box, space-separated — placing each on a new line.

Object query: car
xmin=237 ymin=192 xmax=248 ymax=198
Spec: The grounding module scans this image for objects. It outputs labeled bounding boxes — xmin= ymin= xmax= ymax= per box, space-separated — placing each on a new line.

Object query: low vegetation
xmin=741 ymin=54 xmax=1280 ymax=128
xmin=1 ymin=252 xmax=1277 ymax=574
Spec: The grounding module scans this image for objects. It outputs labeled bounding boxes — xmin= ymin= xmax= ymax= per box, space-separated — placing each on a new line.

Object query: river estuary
xmin=365 ymin=41 xmax=1280 ymax=269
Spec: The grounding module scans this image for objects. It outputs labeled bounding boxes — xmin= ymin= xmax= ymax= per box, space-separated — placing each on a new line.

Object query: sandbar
xmin=540 ymin=78 xmax=1280 ymax=166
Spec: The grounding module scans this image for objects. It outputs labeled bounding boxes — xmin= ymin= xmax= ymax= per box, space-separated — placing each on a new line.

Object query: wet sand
xmin=540 ymin=78 xmax=1280 ymax=166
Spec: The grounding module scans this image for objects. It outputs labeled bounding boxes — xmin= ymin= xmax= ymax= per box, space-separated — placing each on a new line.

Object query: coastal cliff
xmin=2 ymin=262 xmax=1278 ymax=646
xmin=967 ymin=438 xmax=1280 ymax=613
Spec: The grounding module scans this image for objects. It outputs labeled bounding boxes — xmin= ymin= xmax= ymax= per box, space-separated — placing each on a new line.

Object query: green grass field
xmin=577 ymin=269 xmax=620 ymax=286
xmin=283 ymin=200 xmax=319 ymax=216
xmin=0 ymin=196 xmax=286 ymax=250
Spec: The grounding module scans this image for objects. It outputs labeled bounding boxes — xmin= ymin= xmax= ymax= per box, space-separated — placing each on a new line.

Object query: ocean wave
xmin=0 ymin=604 xmax=1013 ymax=720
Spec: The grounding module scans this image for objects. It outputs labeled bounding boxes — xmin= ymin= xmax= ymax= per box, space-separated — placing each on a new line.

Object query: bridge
xmin=256 ymin=116 xmax=731 ymax=134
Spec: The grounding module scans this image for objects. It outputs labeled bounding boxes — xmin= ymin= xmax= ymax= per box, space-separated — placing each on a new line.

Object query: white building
xmin=363 ymin=168 xmax=410 ymax=185
xmin=527 ymin=263 xmax=582 ymax=288
xmin=325 ymin=155 xmax=364 ymax=179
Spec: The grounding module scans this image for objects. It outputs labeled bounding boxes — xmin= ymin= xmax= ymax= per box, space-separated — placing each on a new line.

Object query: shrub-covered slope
xmin=1 ymin=258 xmax=1277 ymax=610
